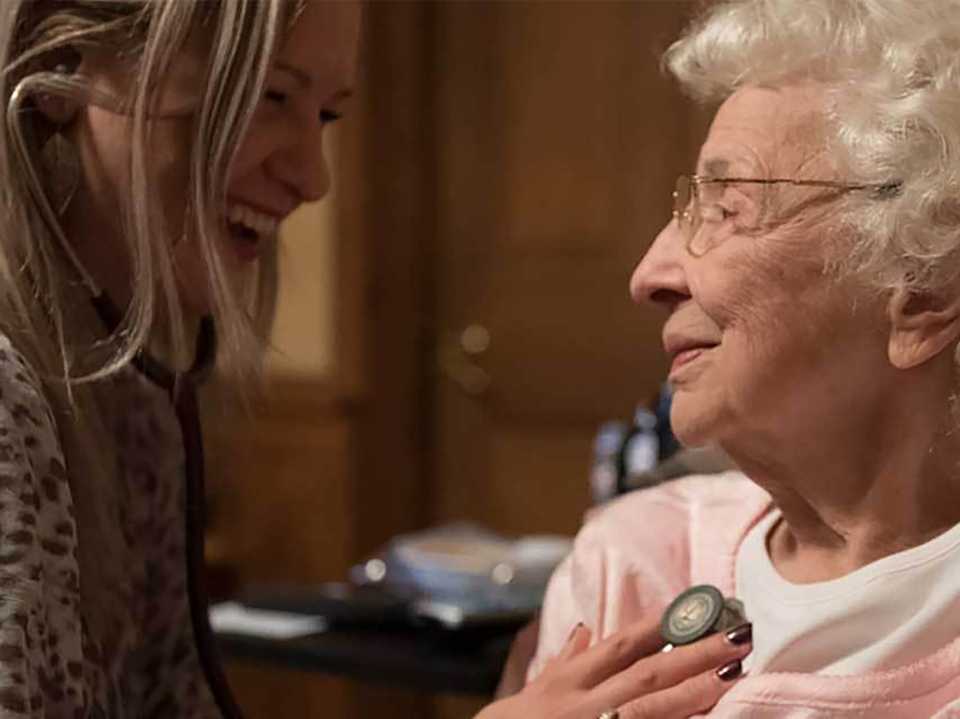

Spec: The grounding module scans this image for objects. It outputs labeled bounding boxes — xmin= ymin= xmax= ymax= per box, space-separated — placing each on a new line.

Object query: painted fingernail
xmin=725 ymin=623 xmax=752 ymax=646
xmin=716 ymin=659 xmax=743 ymax=682
xmin=566 ymin=622 xmax=584 ymax=642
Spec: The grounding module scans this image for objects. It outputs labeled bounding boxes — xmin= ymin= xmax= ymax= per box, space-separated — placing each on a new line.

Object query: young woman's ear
xmin=33 ymin=88 xmax=78 ymax=125
xmin=31 ymin=48 xmax=84 ymax=125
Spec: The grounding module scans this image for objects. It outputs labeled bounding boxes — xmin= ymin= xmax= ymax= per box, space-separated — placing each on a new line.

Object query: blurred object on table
xmin=591 ymin=383 xmax=736 ymax=505
xmin=352 ymin=524 xmax=572 ymax=629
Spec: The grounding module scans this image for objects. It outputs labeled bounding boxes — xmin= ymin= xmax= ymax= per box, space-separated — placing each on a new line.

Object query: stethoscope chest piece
xmin=660 ymin=584 xmax=746 ymax=647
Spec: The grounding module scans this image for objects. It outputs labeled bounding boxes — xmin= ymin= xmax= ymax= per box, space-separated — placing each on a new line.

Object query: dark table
xmin=216 ymin=620 xmax=516 ymax=695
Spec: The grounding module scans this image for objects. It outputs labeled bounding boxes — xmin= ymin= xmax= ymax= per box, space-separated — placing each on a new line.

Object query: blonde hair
xmin=0 ymin=0 xmax=298 ymax=637
xmin=666 ymin=0 xmax=960 ymax=295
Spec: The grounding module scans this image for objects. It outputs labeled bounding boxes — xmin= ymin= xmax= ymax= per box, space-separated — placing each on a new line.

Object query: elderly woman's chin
xmin=668 ymin=389 xmax=728 ymax=449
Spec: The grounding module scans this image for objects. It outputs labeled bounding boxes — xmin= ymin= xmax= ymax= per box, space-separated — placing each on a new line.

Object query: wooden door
xmin=430 ymin=1 xmax=706 ymax=537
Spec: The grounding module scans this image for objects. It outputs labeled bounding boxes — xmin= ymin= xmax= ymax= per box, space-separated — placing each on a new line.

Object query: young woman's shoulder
xmin=0 ymin=332 xmax=65 ymax=489
xmin=0 ymin=333 xmax=90 ymax=714
xmin=0 ymin=329 xmax=58 ymax=412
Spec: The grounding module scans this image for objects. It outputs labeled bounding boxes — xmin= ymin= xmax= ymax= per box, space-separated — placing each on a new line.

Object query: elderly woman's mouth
xmin=667 ymin=341 xmax=719 ymax=376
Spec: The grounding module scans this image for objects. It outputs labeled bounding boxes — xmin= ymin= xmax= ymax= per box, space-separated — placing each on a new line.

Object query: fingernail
xmin=716 ymin=659 xmax=743 ymax=682
xmin=725 ymin=623 xmax=752 ymax=646
xmin=566 ymin=622 xmax=584 ymax=642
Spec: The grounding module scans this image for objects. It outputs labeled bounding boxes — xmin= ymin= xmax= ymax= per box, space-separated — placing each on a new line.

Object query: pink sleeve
xmin=525 ymin=477 xmax=722 ymax=684
xmin=526 ymin=551 xmax=586 ymax=681
xmin=524 ymin=503 xmax=647 ymax=682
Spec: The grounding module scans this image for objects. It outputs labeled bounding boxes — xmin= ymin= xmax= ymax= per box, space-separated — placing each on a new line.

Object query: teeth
xmin=227 ymin=203 xmax=280 ymax=238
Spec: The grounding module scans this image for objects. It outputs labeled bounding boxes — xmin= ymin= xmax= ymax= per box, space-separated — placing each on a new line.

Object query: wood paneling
xmin=204 ymin=397 xmax=352 ymax=586
xmin=487 ymin=424 xmax=595 ymax=537
xmin=343 ymin=0 xmax=437 ymax=561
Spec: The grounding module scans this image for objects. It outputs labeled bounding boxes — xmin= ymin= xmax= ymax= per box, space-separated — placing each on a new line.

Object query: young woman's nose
xmin=268 ymin=122 xmax=331 ymax=204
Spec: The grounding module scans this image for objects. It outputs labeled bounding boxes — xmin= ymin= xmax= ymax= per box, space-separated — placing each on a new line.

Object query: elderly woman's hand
xmin=475 ymin=616 xmax=751 ymax=719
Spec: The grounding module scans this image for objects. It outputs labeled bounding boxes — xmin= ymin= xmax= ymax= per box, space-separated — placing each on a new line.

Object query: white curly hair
xmin=666 ymin=0 xmax=960 ymax=295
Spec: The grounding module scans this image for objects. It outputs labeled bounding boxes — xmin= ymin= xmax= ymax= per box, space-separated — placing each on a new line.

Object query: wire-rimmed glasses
xmin=672 ymin=175 xmax=900 ymax=255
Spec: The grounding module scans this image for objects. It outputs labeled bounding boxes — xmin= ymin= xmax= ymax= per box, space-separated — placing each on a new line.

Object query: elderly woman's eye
xmin=700 ymin=204 xmax=737 ymax=223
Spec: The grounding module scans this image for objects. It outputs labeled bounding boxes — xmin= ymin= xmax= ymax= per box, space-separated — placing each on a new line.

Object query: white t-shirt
xmin=736 ymin=510 xmax=960 ymax=675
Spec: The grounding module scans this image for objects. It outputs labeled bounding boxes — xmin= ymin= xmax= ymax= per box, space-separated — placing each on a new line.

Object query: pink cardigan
xmin=529 ymin=472 xmax=960 ymax=717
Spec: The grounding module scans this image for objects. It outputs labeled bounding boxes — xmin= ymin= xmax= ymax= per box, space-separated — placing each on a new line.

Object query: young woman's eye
xmin=320 ymin=109 xmax=343 ymax=124
xmin=264 ymin=89 xmax=287 ymax=104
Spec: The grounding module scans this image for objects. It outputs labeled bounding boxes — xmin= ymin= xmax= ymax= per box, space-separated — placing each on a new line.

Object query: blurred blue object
xmin=590 ymin=421 xmax=628 ymax=504
xmin=589 ymin=382 xmax=732 ymax=504
xmin=616 ymin=407 xmax=659 ymax=495
xmin=655 ymin=382 xmax=681 ymax=461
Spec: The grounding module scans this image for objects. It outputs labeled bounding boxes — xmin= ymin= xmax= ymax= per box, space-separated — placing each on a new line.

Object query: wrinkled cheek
xmin=701 ymin=265 xmax=801 ymax=342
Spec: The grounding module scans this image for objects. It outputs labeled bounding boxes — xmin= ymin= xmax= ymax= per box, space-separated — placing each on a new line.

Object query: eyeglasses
xmin=672 ymin=175 xmax=900 ymax=255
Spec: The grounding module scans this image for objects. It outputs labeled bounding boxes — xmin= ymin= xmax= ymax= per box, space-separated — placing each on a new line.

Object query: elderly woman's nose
xmin=630 ymin=219 xmax=689 ymax=306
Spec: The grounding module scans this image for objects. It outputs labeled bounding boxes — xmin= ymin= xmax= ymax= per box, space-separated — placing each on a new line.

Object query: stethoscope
xmin=92 ymin=293 xmax=243 ymax=719
xmin=659 ymin=584 xmax=747 ymax=650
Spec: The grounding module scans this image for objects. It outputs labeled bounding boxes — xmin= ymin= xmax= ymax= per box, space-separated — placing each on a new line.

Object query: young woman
xmin=0 ymin=1 xmax=749 ymax=716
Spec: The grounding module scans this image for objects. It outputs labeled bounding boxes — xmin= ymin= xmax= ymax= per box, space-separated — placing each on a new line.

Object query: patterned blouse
xmin=0 ymin=332 xmax=222 ymax=717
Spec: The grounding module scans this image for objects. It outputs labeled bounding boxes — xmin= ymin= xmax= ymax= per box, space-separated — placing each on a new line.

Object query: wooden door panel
xmin=205 ymin=410 xmax=352 ymax=585
xmin=439 ymin=1 xmax=696 ymax=262
xmin=431 ymin=1 xmax=700 ymax=535
xmin=496 ymin=3 xmax=687 ymax=249
xmin=434 ymin=421 xmax=594 ymax=543
xmin=487 ymin=425 xmax=595 ymax=536
xmin=482 ymin=254 xmax=667 ymax=420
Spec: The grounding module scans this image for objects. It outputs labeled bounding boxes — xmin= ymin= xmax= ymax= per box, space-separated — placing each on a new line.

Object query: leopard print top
xmin=0 ymin=333 xmax=220 ymax=717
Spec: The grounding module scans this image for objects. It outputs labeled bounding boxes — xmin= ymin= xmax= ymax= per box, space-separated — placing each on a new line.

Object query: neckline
xmin=90 ymin=292 xmax=216 ymax=393
xmin=723 ymin=505 xmax=960 ymax=711
xmin=745 ymin=509 xmax=960 ymax=604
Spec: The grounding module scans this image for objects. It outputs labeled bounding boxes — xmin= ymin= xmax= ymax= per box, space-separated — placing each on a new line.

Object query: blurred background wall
xmin=203 ymin=1 xmax=711 ymax=717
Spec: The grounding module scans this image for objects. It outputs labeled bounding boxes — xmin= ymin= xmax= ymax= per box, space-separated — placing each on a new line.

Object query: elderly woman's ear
xmin=887 ymin=284 xmax=960 ymax=370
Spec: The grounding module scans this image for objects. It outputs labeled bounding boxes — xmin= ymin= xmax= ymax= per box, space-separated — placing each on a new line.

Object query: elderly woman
xmin=529 ymin=0 xmax=960 ymax=716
